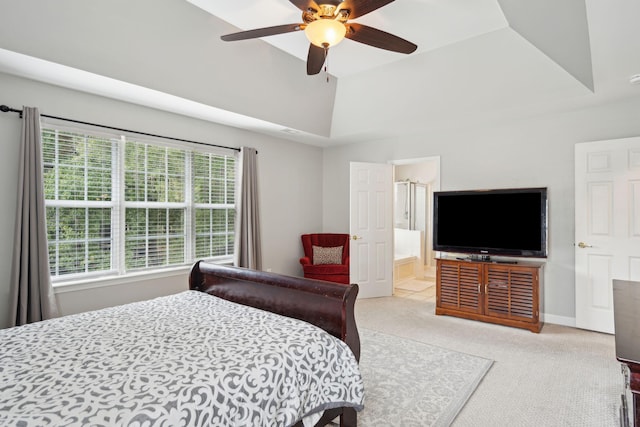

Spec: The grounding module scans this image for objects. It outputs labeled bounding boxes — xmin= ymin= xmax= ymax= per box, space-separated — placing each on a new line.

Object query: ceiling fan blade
xmin=288 ymin=0 xmax=321 ymax=12
xmin=307 ymin=44 xmax=327 ymax=75
xmin=340 ymin=0 xmax=395 ymax=19
xmin=221 ymin=24 xmax=303 ymax=42
xmin=345 ymin=23 xmax=417 ymax=54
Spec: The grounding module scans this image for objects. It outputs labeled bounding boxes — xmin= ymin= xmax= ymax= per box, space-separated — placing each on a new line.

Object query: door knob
xmin=352 ymin=235 xmax=361 ymax=240
xmin=577 ymin=242 xmax=592 ymax=248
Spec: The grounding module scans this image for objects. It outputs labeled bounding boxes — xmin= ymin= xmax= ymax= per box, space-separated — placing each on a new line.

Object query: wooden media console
xmin=436 ymin=257 xmax=544 ymax=332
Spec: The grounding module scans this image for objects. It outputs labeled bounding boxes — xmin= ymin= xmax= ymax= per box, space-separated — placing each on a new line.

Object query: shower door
xmin=393 ymin=182 xmax=431 ymax=268
xmin=394 ymin=182 xmax=410 ymax=229
xmin=412 ymin=183 xmax=428 ymax=262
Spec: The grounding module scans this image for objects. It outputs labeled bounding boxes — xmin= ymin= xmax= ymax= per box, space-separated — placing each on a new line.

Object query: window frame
xmin=42 ymin=123 xmax=237 ymax=286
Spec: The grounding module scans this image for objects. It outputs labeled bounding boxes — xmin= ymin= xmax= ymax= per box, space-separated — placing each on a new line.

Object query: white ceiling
xmin=1 ymin=0 xmax=640 ymax=147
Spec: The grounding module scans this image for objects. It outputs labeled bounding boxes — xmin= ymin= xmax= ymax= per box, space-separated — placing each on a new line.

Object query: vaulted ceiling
xmin=0 ymin=0 xmax=639 ymax=147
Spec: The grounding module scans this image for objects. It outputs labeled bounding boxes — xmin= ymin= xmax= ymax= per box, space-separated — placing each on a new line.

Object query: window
xmin=42 ymin=126 xmax=236 ymax=281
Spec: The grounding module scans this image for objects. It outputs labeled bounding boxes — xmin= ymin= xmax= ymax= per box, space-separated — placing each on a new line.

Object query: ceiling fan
xmin=220 ymin=0 xmax=418 ymax=75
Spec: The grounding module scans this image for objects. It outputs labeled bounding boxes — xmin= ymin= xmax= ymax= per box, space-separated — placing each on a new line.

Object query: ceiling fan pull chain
xmin=324 ymin=46 xmax=329 ymax=83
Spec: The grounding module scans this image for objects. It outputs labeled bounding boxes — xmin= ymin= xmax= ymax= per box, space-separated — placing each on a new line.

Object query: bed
xmin=0 ymin=262 xmax=364 ymax=426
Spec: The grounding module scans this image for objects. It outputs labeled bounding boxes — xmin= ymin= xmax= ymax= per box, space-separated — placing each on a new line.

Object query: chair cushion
xmin=312 ymin=245 xmax=343 ymax=265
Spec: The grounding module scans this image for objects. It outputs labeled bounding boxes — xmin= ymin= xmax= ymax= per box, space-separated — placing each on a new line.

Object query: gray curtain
xmin=9 ymin=107 xmax=59 ymax=327
xmin=234 ymin=147 xmax=262 ymax=270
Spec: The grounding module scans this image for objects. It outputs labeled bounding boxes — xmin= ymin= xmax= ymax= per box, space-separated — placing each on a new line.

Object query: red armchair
xmin=299 ymin=233 xmax=350 ymax=284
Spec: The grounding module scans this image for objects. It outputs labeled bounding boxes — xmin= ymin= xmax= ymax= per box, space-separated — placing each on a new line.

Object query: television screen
xmin=433 ymin=187 xmax=547 ymax=258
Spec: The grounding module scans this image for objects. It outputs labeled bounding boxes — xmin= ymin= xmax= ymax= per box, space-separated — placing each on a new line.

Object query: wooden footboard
xmin=189 ymin=261 xmax=360 ymax=362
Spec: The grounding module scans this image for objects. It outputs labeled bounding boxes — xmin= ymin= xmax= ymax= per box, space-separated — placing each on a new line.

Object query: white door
xmin=575 ymin=137 xmax=640 ymax=333
xmin=350 ymin=162 xmax=393 ymax=298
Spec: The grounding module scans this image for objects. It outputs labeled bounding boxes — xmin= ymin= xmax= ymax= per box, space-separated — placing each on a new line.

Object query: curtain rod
xmin=0 ymin=104 xmax=242 ymax=153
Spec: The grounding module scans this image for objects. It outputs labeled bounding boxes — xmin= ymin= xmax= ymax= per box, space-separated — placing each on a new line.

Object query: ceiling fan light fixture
xmin=304 ymin=19 xmax=346 ymax=48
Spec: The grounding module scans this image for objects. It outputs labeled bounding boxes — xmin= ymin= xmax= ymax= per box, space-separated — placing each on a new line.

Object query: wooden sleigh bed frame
xmin=189 ymin=261 xmax=361 ymax=427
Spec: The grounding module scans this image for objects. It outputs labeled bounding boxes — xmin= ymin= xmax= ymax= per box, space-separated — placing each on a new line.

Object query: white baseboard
xmin=541 ymin=313 xmax=576 ymax=328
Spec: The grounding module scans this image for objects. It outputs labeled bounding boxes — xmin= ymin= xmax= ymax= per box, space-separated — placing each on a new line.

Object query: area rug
xmin=357 ymin=328 xmax=493 ymax=427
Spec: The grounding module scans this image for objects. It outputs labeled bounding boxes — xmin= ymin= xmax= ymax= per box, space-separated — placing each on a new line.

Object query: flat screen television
xmin=433 ymin=187 xmax=548 ymax=258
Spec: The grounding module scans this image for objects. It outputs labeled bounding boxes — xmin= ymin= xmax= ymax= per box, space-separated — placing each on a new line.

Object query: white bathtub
xmin=394 ymin=255 xmax=417 ymax=281
xmin=394 ymin=228 xmax=424 ymax=281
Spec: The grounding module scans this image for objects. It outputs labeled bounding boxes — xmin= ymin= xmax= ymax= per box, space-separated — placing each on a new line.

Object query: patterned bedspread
xmin=0 ymin=291 xmax=364 ymax=426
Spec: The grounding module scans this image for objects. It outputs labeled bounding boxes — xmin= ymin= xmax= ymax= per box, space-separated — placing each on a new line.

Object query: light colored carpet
xmin=355 ymin=297 xmax=621 ymax=427
xmin=358 ymin=328 xmax=493 ymax=426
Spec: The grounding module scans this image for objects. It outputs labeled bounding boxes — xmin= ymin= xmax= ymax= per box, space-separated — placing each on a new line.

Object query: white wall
xmin=0 ymin=0 xmax=338 ymax=138
xmin=0 ymin=73 xmax=323 ymax=329
xmin=322 ymin=96 xmax=640 ymax=324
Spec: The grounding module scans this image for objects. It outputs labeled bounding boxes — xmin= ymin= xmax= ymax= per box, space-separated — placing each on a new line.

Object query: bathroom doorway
xmin=391 ymin=157 xmax=440 ymax=301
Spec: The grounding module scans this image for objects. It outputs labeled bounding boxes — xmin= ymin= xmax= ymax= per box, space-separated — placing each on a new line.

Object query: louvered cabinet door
xmin=484 ymin=264 xmax=539 ymax=323
xmin=436 ymin=259 xmax=482 ymax=314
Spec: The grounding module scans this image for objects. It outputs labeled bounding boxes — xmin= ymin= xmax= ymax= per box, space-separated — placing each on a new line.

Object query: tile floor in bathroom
xmin=392 ymin=276 xmax=436 ymax=302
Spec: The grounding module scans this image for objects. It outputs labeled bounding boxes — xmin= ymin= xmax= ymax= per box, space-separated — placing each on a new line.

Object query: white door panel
xmin=575 ymin=137 xmax=640 ymax=333
xmin=350 ymin=162 xmax=393 ymax=298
